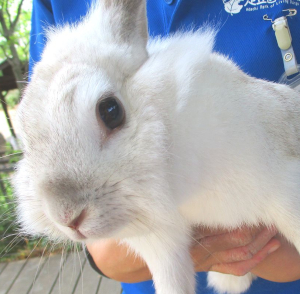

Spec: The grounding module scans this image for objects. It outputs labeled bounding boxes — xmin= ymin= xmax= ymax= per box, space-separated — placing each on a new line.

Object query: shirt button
xmin=164 ymin=0 xmax=174 ymax=4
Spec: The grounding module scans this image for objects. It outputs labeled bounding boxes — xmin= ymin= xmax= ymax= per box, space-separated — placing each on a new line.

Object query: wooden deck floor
xmin=0 ymin=252 xmax=122 ymax=294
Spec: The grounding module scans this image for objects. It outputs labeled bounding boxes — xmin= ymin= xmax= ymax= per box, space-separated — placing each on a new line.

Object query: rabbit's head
xmin=14 ymin=0 xmax=172 ymax=243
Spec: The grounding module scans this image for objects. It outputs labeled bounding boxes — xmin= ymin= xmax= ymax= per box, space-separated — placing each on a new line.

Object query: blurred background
xmin=0 ymin=2 xmax=123 ymax=293
xmin=0 ymin=0 xmax=41 ymax=262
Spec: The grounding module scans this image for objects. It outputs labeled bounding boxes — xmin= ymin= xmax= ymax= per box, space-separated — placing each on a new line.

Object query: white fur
xmin=14 ymin=1 xmax=300 ymax=294
xmin=207 ymin=272 xmax=256 ymax=294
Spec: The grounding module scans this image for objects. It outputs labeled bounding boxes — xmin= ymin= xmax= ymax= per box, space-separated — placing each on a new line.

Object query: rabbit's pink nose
xmin=68 ymin=210 xmax=86 ymax=231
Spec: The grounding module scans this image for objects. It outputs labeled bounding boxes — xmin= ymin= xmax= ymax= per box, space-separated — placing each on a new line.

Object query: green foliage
xmin=5 ymin=142 xmax=21 ymax=163
xmin=6 ymin=90 xmax=20 ymax=108
xmin=0 ymin=142 xmax=21 ymax=260
xmin=0 ymin=144 xmax=67 ymax=262
xmin=0 ymin=143 xmax=38 ymax=262
xmin=0 ymin=0 xmax=32 ymax=63
xmin=0 ymin=172 xmax=19 ymax=260
xmin=0 ymin=145 xmax=80 ymax=261
xmin=0 ymin=3 xmax=68 ymax=261
xmin=0 ymin=89 xmax=20 ymax=110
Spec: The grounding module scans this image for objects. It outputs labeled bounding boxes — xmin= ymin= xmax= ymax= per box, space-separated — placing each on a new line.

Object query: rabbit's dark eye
xmin=98 ymin=97 xmax=125 ymax=130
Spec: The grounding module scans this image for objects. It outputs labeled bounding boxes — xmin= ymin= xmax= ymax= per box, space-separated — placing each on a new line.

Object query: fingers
xmin=193 ymin=224 xmax=265 ymax=239
xmin=210 ymin=238 xmax=281 ymax=276
xmin=192 ymin=226 xmax=280 ymax=273
xmin=211 ymin=226 xmax=278 ymax=263
xmin=242 ymin=226 xmax=279 ymax=260
xmin=192 ymin=226 xmax=230 ymax=239
xmin=193 ymin=225 xmax=270 ymax=251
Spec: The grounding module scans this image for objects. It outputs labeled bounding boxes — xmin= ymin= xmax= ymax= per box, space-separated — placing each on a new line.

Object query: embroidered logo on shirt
xmin=223 ymin=0 xmax=300 ymax=15
xmin=223 ymin=0 xmax=244 ymax=15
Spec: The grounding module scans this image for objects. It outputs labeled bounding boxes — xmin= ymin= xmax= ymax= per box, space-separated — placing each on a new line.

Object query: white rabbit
xmin=13 ymin=1 xmax=300 ymax=294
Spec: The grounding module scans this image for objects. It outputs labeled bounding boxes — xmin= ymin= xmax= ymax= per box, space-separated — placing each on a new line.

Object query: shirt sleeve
xmin=29 ymin=0 xmax=55 ymax=77
xmin=84 ymin=245 xmax=110 ymax=278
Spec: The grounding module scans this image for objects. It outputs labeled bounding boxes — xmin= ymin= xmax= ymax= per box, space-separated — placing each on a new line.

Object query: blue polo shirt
xmin=30 ymin=0 xmax=300 ymax=82
xmin=30 ymin=1 xmax=300 ymax=293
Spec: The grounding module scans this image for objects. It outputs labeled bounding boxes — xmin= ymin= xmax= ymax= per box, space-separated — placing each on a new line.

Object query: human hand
xmin=191 ymin=225 xmax=280 ymax=276
xmin=86 ymin=225 xmax=280 ymax=283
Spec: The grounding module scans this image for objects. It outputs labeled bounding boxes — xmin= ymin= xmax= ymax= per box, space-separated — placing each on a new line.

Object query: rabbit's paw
xmin=207 ymin=272 xmax=254 ymax=294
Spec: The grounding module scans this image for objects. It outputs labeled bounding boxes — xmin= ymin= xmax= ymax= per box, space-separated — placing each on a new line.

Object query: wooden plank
xmin=0 ymin=263 xmax=7 ymax=275
xmin=0 ymin=259 xmax=27 ymax=294
xmin=49 ymin=251 xmax=86 ymax=294
xmin=29 ymin=253 xmax=66 ymax=294
xmin=8 ymin=257 xmax=45 ymax=294
xmin=98 ymin=276 xmax=122 ymax=294
xmin=73 ymin=259 xmax=101 ymax=294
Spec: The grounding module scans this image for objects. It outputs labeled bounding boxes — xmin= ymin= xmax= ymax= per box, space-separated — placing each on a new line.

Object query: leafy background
xmin=0 ymin=0 xmax=32 ymax=108
xmin=0 ymin=0 xmax=55 ymax=262
xmin=0 ymin=0 xmax=31 ymax=63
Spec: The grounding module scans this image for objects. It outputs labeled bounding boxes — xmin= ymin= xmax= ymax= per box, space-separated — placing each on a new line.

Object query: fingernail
xmin=268 ymin=244 xmax=280 ymax=255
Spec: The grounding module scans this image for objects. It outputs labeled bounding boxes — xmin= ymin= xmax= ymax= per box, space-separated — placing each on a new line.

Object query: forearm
xmin=86 ymin=240 xmax=152 ymax=283
xmin=87 ymin=229 xmax=300 ymax=284
xmin=251 ymin=235 xmax=300 ymax=282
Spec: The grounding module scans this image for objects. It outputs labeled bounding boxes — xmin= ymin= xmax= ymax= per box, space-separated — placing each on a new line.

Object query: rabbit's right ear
xmin=103 ymin=0 xmax=148 ymax=45
xmin=89 ymin=0 xmax=148 ymax=56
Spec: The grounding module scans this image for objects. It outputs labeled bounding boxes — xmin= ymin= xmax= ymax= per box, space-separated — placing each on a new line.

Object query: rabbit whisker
xmin=0 ymin=201 xmax=17 ymax=207
xmin=0 ymin=152 xmax=22 ymax=159
xmin=28 ymin=240 xmax=49 ymax=293
xmin=0 ymin=233 xmax=23 ymax=259
xmin=0 ymin=177 xmax=13 ymax=182
xmin=0 ymin=219 xmax=17 ymax=239
xmin=16 ymin=80 xmax=29 ymax=84
xmin=0 ymin=232 xmax=20 ymax=242
xmin=75 ymin=244 xmax=85 ymax=293
xmin=24 ymin=237 xmax=43 ymax=262
xmin=110 ymin=177 xmax=131 ymax=187
xmin=102 ymin=188 xmax=123 ymax=197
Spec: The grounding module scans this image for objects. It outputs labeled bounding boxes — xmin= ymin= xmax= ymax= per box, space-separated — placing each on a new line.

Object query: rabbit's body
xmin=14 ymin=1 xmax=300 ymax=294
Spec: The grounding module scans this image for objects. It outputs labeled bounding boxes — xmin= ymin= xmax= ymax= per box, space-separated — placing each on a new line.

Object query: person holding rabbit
xmin=28 ymin=0 xmax=300 ymax=294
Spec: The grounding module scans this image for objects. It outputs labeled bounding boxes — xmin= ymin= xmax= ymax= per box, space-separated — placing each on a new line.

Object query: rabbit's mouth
xmin=52 ymin=210 xmax=135 ymax=242
xmin=66 ymin=227 xmax=87 ymax=241
xmin=74 ymin=230 xmax=87 ymax=240
xmin=67 ymin=217 xmax=88 ymax=240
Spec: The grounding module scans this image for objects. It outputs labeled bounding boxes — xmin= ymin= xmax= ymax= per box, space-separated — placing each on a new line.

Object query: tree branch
xmin=10 ymin=0 xmax=24 ymax=34
xmin=0 ymin=8 xmax=9 ymax=38
xmin=5 ymin=0 xmax=12 ymax=28
xmin=0 ymin=44 xmax=10 ymax=59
